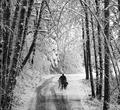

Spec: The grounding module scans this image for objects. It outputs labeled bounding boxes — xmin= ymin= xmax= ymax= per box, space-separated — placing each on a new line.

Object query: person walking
xmin=58 ymin=74 xmax=68 ymax=90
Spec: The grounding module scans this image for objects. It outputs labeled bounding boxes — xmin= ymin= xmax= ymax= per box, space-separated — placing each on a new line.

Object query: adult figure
xmin=59 ymin=74 xmax=68 ymax=90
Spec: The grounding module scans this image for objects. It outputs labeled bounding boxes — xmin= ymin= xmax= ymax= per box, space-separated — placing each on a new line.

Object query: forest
xmin=0 ymin=0 xmax=120 ymax=110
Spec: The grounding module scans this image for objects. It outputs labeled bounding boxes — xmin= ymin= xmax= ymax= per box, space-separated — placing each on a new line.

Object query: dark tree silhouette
xmin=82 ymin=18 xmax=87 ymax=78
xmin=103 ymin=0 xmax=110 ymax=109
xmin=79 ymin=0 xmax=89 ymax=80
xmin=95 ymin=0 xmax=103 ymax=100
xmin=1 ymin=0 xmax=11 ymax=109
xmin=85 ymin=0 xmax=95 ymax=98
xmin=90 ymin=10 xmax=99 ymax=99
xmin=117 ymin=0 xmax=120 ymax=104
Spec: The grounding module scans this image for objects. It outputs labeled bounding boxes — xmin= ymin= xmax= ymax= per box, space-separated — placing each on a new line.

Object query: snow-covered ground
xmin=13 ymin=72 xmax=92 ymax=110
xmin=13 ymin=70 xmax=120 ymax=110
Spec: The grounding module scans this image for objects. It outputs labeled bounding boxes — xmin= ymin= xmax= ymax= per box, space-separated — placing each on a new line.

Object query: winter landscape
xmin=0 ymin=0 xmax=120 ymax=110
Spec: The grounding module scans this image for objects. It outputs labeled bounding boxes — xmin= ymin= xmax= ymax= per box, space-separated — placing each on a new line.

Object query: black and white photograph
xmin=0 ymin=0 xmax=120 ymax=110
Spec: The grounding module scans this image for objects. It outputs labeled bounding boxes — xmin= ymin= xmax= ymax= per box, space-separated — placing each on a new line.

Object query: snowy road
xmin=28 ymin=74 xmax=90 ymax=110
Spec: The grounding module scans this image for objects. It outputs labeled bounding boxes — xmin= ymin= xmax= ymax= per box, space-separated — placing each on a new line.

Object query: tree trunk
xmin=84 ymin=0 xmax=89 ymax=80
xmin=95 ymin=0 xmax=103 ymax=100
xmin=0 ymin=0 xmax=3 ymax=108
xmin=91 ymin=13 xmax=99 ymax=99
xmin=31 ymin=45 xmax=36 ymax=65
xmin=118 ymin=0 xmax=120 ymax=38
xmin=82 ymin=19 xmax=88 ymax=79
xmin=85 ymin=0 xmax=95 ymax=98
xmin=20 ymin=0 xmax=34 ymax=53
xmin=1 ymin=0 xmax=11 ymax=109
xmin=7 ymin=0 xmax=21 ymax=74
xmin=79 ymin=0 xmax=89 ymax=80
xmin=103 ymin=0 xmax=110 ymax=109
xmin=117 ymin=0 xmax=120 ymax=104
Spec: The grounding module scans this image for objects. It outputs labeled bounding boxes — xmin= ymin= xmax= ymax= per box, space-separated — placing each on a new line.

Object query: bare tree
xmin=103 ymin=0 xmax=110 ymax=109
xmin=85 ymin=0 xmax=95 ymax=98
xmin=95 ymin=0 xmax=103 ymax=100
xmin=82 ymin=18 xmax=88 ymax=78
xmin=90 ymin=10 xmax=99 ymax=99
xmin=1 ymin=0 xmax=11 ymax=109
